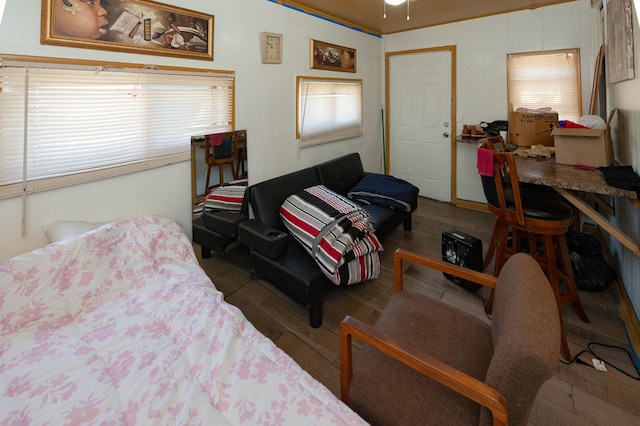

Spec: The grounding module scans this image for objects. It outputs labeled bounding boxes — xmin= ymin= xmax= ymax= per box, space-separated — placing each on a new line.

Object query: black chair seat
xmin=501 ymin=188 xmax=574 ymax=221
xmin=520 ymin=189 xmax=575 ymax=221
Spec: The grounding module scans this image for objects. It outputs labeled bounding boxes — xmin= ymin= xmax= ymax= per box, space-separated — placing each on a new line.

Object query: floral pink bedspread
xmin=0 ymin=216 xmax=366 ymax=425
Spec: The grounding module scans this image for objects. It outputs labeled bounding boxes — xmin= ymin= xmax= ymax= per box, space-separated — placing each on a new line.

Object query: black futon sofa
xmin=238 ymin=153 xmax=417 ymax=327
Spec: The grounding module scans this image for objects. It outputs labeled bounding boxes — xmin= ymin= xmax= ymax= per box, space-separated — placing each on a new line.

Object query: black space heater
xmin=441 ymin=229 xmax=483 ymax=292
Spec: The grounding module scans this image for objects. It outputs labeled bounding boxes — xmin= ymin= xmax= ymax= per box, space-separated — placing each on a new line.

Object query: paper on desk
xmin=513 ymin=145 xmax=552 ymax=159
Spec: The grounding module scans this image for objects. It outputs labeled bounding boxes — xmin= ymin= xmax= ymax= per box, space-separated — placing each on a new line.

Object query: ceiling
xmin=285 ymin=0 xmax=576 ymax=35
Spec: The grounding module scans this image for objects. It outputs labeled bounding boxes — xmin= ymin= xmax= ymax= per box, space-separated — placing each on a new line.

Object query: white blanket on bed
xmin=0 ymin=216 xmax=365 ymax=425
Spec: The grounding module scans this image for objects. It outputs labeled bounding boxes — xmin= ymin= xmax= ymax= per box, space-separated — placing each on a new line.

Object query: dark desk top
xmin=515 ymin=157 xmax=638 ymax=201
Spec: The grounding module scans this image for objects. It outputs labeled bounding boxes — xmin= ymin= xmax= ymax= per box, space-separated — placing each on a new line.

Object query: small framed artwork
xmin=41 ymin=0 xmax=215 ymax=61
xmin=606 ymin=0 xmax=635 ymax=83
xmin=261 ymin=32 xmax=282 ymax=64
xmin=310 ymin=39 xmax=356 ymax=73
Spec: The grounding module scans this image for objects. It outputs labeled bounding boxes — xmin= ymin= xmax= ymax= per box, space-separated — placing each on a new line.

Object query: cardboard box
xmin=552 ymin=109 xmax=616 ymax=168
xmin=508 ymin=111 xmax=558 ymax=147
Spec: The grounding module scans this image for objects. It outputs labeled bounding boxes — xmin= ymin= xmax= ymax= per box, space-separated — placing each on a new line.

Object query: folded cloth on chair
xmin=208 ymin=133 xmax=223 ymax=146
xmin=477 ymin=147 xmax=495 ymax=176
xmin=280 ymin=185 xmax=382 ymax=285
xmin=347 ymin=173 xmax=419 ymax=212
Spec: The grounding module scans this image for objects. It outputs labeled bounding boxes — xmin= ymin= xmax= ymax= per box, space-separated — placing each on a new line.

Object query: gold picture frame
xmin=41 ymin=0 xmax=214 ymax=61
xmin=310 ymin=39 xmax=356 ymax=73
xmin=260 ymin=32 xmax=282 ymax=64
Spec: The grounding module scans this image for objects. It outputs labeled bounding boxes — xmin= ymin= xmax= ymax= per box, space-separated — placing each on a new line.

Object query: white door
xmin=389 ymin=50 xmax=452 ymax=202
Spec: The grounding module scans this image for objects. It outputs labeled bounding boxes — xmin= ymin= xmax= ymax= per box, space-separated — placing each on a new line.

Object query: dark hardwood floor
xmin=194 ymin=196 xmax=640 ymax=425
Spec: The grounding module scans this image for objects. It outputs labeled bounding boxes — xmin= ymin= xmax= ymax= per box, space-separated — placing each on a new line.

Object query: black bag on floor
xmin=566 ymin=229 xmax=616 ymax=292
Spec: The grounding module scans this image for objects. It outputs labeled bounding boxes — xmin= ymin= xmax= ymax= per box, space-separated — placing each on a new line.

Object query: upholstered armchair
xmin=340 ymin=249 xmax=560 ymax=426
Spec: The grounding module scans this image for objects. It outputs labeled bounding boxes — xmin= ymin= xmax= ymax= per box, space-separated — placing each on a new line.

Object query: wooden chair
xmin=478 ymin=137 xmax=588 ymax=360
xmin=340 ymin=249 xmax=560 ymax=426
xmin=204 ymin=131 xmax=237 ymax=193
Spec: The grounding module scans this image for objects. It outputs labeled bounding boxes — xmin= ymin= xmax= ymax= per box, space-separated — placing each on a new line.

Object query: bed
xmin=0 ymin=216 xmax=366 ymax=425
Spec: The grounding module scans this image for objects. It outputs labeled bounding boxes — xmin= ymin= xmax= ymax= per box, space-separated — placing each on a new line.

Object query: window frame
xmin=0 ymin=54 xmax=235 ymax=200
xmin=296 ymin=75 xmax=363 ymax=147
xmin=506 ymin=48 xmax=582 ymax=121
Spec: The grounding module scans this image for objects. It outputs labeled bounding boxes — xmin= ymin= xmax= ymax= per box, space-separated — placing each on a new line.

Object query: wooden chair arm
xmin=394 ymin=248 xmax=497 ymax=292
xmin=482 ymin=135 xmax=508 ymax=153
xmin=340 ymin=315 xmax=508 ymax=426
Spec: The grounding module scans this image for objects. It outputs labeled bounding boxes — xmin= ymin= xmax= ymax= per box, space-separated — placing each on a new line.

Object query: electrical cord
xmin=560 ymin=342 xmax=640 ymax=381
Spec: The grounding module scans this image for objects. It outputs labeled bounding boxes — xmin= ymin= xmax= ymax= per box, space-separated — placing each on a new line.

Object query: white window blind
xmin=507 ymin=49 xmax=581 ymax=121
xmin=0 ymin=58 xmax=234 ymax=199
xmin=297 ymin=76 xmax=362 ymax=147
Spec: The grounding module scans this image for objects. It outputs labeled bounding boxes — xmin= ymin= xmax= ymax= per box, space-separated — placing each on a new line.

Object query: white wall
xmin=0 ymin=163 xmax=192 ymax=258
xmin=0 ymin=0 xmax=382 ymax=260
xmin=606 ymin=0 xmax=640 ymax=320
xmin=384 ymin=0 xmax=602 ymax=203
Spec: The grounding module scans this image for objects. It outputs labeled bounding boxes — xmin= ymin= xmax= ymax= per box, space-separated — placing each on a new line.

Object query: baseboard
xmin=455 ymin=199 xmax=489 ymax=212
xmin=585 ymin=223 xmax=640 ymax=369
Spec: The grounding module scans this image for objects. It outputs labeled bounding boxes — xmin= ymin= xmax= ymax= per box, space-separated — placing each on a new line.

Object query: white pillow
xmin=43 ymin=221 xmax=107 ymax=243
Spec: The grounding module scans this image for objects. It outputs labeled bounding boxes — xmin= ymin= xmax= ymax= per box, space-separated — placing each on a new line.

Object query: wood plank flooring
xmin=194 ymin=196 xmax=640 ymax=425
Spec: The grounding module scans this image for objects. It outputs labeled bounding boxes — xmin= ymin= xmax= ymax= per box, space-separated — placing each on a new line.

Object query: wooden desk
xmin=516 ymin=156 xmax=640 ymax=256
xmin=515 ymin=157 xmax=637 ymax=199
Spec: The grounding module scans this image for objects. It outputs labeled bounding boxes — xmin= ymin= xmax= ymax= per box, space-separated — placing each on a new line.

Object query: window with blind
xmin=296 ymin=76 xmax=362 ymax=147
xmin=0 ymin=57 xmax=234 ymax=199
xmin=507 ymin=49 xmax=581 ymax=120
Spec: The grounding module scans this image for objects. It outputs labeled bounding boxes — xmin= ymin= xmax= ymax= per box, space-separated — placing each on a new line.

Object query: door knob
xmin=443 ymin=132 xmax=450 ymax=138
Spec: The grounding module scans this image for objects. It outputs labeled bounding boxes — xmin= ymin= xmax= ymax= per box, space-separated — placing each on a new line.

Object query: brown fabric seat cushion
xmin=349 ymin=291 xmax=493 ymax=426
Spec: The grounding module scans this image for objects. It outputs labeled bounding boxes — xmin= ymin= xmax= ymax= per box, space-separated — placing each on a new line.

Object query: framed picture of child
xmin=41 ymin=0 xmax=214 ymax=61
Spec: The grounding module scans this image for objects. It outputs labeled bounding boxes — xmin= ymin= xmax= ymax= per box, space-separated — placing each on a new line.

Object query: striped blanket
xmin=193 ymin=181 xmax=247 ymax=217
xmin=280 ymin=185 xmax=382 ymax=286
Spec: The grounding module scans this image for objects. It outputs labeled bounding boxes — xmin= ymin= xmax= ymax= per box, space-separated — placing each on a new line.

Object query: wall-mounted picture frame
xmin=606 ymin=0 xmax=634 ymax=83
xmin=41 ymin=0 xmax=214 ymax=61
xmin=261 ymin=32 xmax=282 ymax=64
xmin=310 ymin=39 xmax=356 ymax=73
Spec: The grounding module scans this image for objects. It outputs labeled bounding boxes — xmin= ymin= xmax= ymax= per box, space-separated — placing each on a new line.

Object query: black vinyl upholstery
xmin=239 ymin=153 xmax=417 ymax=327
